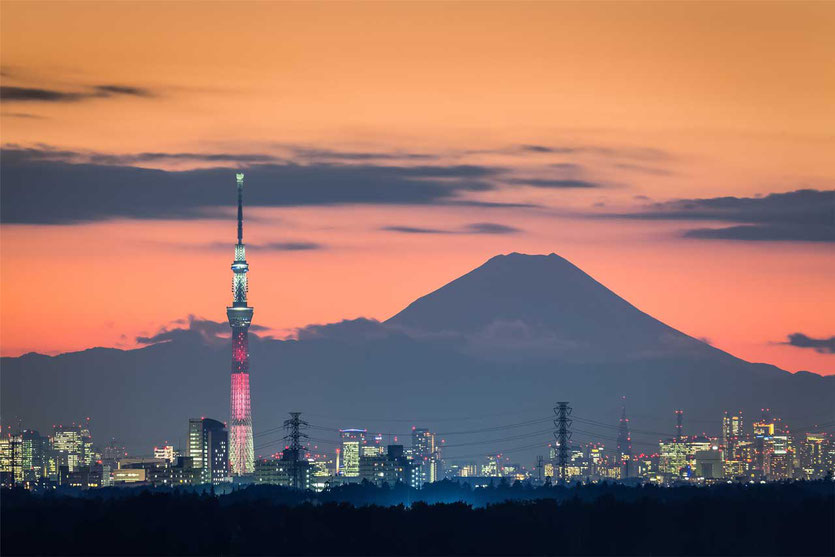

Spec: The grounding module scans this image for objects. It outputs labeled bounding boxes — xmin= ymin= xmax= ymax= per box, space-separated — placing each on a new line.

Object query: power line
xmin=254 ymin=417 xmax=555 ymax=440
xmin=303 ymin=406 xmax=548 ymax=424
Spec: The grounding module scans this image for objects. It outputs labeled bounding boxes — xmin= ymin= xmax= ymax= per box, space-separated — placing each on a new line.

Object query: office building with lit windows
xmin=412 ymin=428 xmax=441 ymax=487
xmin=359 ymin=445 xmax=420 ymax=488
xmin=339 ymin=429 xmax=366 ymax=478
xmin=186 ymin=418 xmax=229 ymax=485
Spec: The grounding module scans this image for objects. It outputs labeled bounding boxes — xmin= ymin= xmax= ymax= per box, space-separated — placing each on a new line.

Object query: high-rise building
xmin=694 ymin=447 xmax=724 ymax=479
xmin=752 ymin=409 xmax=777 ymax=477
xmin=0 ymin=430 xmax=51 ymax=485
xmin=144 ymin=457 xmax=200 ymax=487
xmin=186 ymin=418 xmax=229 ymax=485
xmin=616 ymin=404 xmax=632 ymax=477
xmin=254 ymin=457 xmax=313 ymax=489
xmin=339 ymin=429 xmax=366 ymax=478
xmin=52 ymin=424 xmax=90 ymax=472
xmin=675 ymin=410 xmax=684 ymax=441
xmin=412 ymin=428 xmax=440 ymax=486
xmin=481 ymin=455 xmax=499 ymax=477
xmin=18 ymin=430 xmax=50 ymax=482
xmin=79 ymin=418 xmax=94 ymax=466
xmin=359 ymin=445 xmax=419 ymax=488
xmin=308 ymin=453 xmax=333 ymax=492
xmin=800 ymin=432 xmax=832 ymax=479
xmin=101 ymin=439 xmax=127 ymax=469
xmin=659 ymin=441 xmax=689 ymax=478
xmin=360 ymin=434 xmax=385 ymax=457
xmin=227 ymin=172 xmax=255 ymax=476
xmin=722 ymin=411 xmax=743 ymax=455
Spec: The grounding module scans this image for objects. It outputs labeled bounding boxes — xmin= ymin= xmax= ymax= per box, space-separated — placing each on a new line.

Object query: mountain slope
xmin=388 ymin=253 xmax=734 ymax=363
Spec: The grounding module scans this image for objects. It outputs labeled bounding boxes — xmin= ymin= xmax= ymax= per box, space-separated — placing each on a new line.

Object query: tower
xmin=553 ymin=402 xmax=572 ymax=482
xmin=227 ymin=173 xmax=255 ymax=476
xmin=283 ymin=412 xmax=309 ymax=490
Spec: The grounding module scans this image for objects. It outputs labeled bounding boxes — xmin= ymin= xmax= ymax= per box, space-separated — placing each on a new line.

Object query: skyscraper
xmin=339 ymin=429 xmax=366 ymax=478
xmin=412 ymin=428 xmax=440 ymax=486
xmin=616 ymin=403 xmax=632 ymax=477
xmin=52 ymin=424 xmax=88 ymax=472
xmin=186 ymin=418 xmax=229 ymax=485
xmin=722 ymin=410 xmax=743 ymax=456
xmin=227 ymin=173 xmax=255 ymax=476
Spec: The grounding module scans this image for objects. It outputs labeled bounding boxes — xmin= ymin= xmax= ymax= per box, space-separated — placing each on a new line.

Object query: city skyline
xmin=1 ymin=2 xmax=833 ymax=375
xmin=3 ymin=401 xmax=832 ymax=490
xmin=3 ymin=246 xmax=832 ymax=464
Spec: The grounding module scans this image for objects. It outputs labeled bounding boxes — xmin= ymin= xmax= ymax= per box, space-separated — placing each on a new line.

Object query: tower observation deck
xmin=227 ymin=172 xmax=254 ymax=476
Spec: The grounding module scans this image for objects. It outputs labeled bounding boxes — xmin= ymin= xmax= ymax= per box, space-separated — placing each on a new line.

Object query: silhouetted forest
xmin=2 ymin=480 xmax=833 ymax=555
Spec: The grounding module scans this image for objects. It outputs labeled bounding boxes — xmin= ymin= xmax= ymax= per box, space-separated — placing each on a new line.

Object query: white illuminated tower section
xmin=227 ymin=172 xmax=254 ymax=476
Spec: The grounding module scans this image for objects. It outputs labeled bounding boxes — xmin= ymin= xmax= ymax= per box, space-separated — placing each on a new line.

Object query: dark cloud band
xmin=609 ymin=189 xmax=835 ymax=243
xmin=1 ymin=84 xmax=153 ymax=103
xmin=783 ymin=333 xmax=835 ymax=354
xmin=0 ymin=148 xmax=507 ymax=224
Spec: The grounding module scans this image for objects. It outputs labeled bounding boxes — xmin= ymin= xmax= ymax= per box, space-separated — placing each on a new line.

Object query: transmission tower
xmin=535 ymin=455 xmax=544 ymax=485
xmin=283 ymin=412 xmax=309 ymax=489
xmin=554 ymin=402 xmax=572 ymax=483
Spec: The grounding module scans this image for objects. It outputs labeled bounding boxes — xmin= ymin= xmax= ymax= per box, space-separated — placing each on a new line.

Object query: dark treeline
xmin=2 ymin=480 xmax=833 ymax=556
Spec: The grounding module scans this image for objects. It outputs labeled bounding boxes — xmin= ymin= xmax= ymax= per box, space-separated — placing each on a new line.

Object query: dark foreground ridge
xmin=2 ymin=481 xmax=833 ymax=556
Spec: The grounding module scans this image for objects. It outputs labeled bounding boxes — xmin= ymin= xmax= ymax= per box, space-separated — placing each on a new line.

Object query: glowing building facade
xmin=339 ymin=429 xmax=366 ymax=478
xmin=227 ymin=173 xmax=255 ymax=476
xmin=412 ymin=428 xmax=441 ymax=486
xmin=186 ymin=418 xmax=229 ymax=484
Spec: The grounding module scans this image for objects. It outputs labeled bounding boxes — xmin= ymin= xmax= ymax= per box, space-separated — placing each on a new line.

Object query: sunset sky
xmin=1 ymin=1 xmax=833 ymax=373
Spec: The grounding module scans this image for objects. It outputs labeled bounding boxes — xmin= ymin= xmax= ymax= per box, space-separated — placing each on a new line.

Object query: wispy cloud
xmin=382 ymin=222 xmax=521 ymax=235
xmin=382 ymin=226 xmax=447 ymax=234
xmin=513 ymin=144 xmax=671 ymax=161
xmin=614 ymin=162 xmax=673 ymax=176
xmin=285 ymin=145 xmax=437 ymax=162
xmin=465 ymin=222 xmax=520 ymax=234
xmin=684 ymin=224 xmax=833 ymax=242
xmin=200 ymin=241 xmax=325 ymax=251
xmin=0 ymin=112 xmax=45 ymax=119
xmin=1 ymin=84 xmax=154 ymax=103
xmin=508 ymin=178 xmax=601 ymax=189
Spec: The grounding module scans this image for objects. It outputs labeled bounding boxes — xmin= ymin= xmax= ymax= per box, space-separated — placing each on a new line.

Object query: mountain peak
xmin=478 ymin=252 xmax=589 ymax=279
xmin=386 ymin=252 xmax=693 ymax=358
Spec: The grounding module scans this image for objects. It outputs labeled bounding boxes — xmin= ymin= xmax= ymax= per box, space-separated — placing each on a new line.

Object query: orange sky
xmin=1 ymin=1 xmax=834 ymax=373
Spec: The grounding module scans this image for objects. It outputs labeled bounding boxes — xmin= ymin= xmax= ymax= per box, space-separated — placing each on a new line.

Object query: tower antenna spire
xmin=236 ymin=172 xmax=244 ymax=244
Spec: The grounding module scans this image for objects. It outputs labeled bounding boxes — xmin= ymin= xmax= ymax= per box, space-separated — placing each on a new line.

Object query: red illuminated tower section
xmin=227 ymin=172 xmax=254 ymax=476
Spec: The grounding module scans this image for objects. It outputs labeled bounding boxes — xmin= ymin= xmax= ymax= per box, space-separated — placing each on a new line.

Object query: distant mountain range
xmin=2 ymin=253 xmax=832 ymax=460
